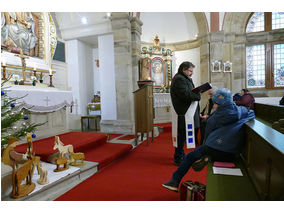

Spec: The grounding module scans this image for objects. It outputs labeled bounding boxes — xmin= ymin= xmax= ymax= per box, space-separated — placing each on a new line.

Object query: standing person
xmin=170 ymin=61 xmax=201 ymax=166
xmin=235 ymin=89 xmax=255 ymax=110
xmin=162 ymin=88 xmax=255 ymax=192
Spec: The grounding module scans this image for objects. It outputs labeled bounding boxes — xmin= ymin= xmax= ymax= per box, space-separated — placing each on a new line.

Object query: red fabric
xmin=118 ymin=135 xmax=135 ymax=140
xmin=56 ymin=131 xmax=207 ymax=201
xmin=107 ymin=134 xmax=123 ymax=140
xmin=14 ymin=132 xmax=108 ymax=162
xmin=155 ymin=122 xmax=172 ymax=133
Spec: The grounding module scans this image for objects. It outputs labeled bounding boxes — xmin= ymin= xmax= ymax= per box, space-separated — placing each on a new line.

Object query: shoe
xmin=162 ymin=179 xmax=179 ymax=192
xmin=192 ymin=156 xmax=209 ymax=171
xmin=174 ymin=157 xmax=184 ymax=166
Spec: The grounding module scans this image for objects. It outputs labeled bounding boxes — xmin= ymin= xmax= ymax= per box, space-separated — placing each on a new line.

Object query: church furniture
xmin=206 ymin=158 xmax=259 ymax=201
xmin=254 ymin=102 xmax=284 ymax=125
xmin=243 ymin=119 xmax=284 ymax=200
xmin=133 ymin=84 xmax=154 ymax=146
xmin=81 ymin=115 xmax=101 ymax=131
xmin=206 ymin=119 xmax=284 ymax=200
xmin=272 ymin=118 xmax=284 ymax=134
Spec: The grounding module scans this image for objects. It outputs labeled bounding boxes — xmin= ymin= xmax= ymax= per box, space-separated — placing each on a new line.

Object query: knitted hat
xmin=212 ymin=88 xmax=233 ymax=105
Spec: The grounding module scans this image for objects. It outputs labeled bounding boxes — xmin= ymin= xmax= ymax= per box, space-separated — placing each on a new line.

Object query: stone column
xmin=130 ymin=17 xmax=143 ymax=91
xmin=100 ymin=12 xmax=134 ymax=134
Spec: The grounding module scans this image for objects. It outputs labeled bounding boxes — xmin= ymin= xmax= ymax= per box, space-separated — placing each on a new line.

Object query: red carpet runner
xmin=15 ymin=132 xmax=132 ymax=170
xmin=56 ymin=130 xmax=207 ymax=201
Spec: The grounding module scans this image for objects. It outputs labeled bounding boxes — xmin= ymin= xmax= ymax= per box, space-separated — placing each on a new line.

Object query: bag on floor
xmin=179 ymin=180 xmax=206 ymax=201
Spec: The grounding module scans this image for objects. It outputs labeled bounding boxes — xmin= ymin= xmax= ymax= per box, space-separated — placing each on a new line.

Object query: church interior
xmin=1 ymin=10 xmax=284 ymax=204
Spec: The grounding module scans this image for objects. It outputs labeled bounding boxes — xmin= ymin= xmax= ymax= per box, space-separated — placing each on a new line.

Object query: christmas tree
xmin=1 ymin=78 xmax=45 ymax=149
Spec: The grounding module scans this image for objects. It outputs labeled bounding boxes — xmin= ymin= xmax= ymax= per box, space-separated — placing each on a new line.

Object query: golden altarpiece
xmin=1 ymin=12 xmax=73 ymax=141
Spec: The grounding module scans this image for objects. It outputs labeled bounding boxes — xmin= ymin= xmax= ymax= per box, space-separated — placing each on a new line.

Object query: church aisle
xmin=55 ymin=131 xmax=207 ymax=201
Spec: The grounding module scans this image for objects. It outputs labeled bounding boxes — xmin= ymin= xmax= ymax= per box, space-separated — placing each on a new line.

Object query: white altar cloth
xmin=153 ymin=93 xmax=171 ymax=108
xmin=6 ymin=86 xmax=73 ymax=113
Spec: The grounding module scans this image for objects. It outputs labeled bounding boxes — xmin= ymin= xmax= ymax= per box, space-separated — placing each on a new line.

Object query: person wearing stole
xmin=170 ymin=61 xmax=201 ymax=166
xmin=162 ymin=88 xmax=255 ymax=192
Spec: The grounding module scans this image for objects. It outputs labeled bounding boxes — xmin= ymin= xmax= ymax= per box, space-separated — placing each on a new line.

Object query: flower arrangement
xmin=39 ymin=72 xmax=43 ymax=83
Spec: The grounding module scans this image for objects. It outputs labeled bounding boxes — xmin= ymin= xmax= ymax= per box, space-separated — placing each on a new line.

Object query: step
xmin=1 ymin=161 xmax=99 ymax=201
xmin=15 ymin=132 xmax=108 ymax=162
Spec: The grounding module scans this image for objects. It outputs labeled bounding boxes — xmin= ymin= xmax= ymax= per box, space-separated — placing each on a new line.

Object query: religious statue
xmin=1 ymin=12 xmax=38 ymax=54
xmin=15 ymin=50 xmax=29 ymax=83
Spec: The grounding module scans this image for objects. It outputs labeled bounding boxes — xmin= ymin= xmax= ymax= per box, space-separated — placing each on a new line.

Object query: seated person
xmin=162 ymin=88 xmax=255 ymax=192
xmin=235 ymin=89 xmax=255 ymax=110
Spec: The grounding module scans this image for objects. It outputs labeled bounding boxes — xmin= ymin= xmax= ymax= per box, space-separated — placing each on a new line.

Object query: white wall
xmin=98 ymin=34 xmax=117 ymax=121
xmin=93 ymin=48 xmax=100 ymax=95
xmin=66 ymin=39 xmax=94 ymax=116
xmin=173 ymin=48 xmax=201 ymax=86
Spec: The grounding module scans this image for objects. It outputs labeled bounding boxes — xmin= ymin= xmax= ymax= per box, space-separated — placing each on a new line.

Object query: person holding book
xmin=162 ymin=88 xmax=255 ymax=192
xmin=170 ymin=61 xmax=201 ymax=166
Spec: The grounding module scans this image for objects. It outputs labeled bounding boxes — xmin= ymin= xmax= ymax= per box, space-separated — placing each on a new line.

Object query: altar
xmin=153 ymin=93 xmax=171 ymax=123
xmin=6 ymin=86 xmax=73 ymax=141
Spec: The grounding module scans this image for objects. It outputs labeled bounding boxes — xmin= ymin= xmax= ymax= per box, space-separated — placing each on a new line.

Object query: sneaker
xmin=162 ymin=179 xmax=179 ymax=192
xmin=192 ymin=156 xmax=209 ymax=171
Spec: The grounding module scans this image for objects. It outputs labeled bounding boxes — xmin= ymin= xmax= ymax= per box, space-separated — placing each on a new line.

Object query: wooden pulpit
xmin=133 ymin=83 xmax=154 ymax=146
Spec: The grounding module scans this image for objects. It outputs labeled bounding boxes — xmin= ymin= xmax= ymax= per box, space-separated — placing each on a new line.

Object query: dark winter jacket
xmin=235 ymin=92 xmax=255 ymax=110
xmin=205 ymin=104 xmax=255 ymax=154
xmin=170 ymin=72 xmax=201 ymax=128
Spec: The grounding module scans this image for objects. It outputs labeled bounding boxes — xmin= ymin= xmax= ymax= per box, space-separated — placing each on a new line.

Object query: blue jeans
xmin=172 ymin=144 xmax=236 ymax=184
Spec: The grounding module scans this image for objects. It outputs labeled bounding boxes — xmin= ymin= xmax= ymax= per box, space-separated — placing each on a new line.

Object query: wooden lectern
xmin=133 ymin=83 xmax=154 ymax=146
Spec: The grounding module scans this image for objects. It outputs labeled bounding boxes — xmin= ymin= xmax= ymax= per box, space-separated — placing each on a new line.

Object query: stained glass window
xmin=246 ymin=45 xmax=265 ymax=88
xmin=272 ymin=12 xmax=284 ymax=30
xmin=246 ymin=12 xmax=264 ymax=33
xmin=273 ymin=43 xmax=284 ymax=87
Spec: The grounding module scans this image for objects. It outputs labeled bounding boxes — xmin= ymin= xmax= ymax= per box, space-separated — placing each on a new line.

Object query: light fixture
xmin=81 ymin=17 xmax=88 ymax=24
xmin=106 ymin=12 xmax=111 ymax=18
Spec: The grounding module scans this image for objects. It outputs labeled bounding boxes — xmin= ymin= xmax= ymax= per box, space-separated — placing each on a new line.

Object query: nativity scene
xmin=1 ymin=11 xmax=284 ymax=203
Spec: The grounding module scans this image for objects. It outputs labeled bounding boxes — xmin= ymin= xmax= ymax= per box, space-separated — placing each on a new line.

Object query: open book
xmin=192 ymin=82 xmax=212 ymax=94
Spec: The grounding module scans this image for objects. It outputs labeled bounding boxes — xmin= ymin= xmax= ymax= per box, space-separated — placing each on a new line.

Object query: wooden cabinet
xmin=133 ymin=84 xmax=154 ymax=145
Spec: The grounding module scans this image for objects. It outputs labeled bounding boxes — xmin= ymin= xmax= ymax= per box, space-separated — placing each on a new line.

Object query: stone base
xmin=100 ymin=119 xmax=135 ymax=134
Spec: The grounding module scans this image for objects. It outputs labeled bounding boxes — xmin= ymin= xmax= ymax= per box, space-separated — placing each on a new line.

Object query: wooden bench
xmin=81 ymin=115 xmax=101 ymax=131
xmin=206 ymin=119 xmax=284 ymax=201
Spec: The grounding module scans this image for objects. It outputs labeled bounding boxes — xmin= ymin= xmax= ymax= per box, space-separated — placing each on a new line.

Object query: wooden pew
xmin=254 ymin=102 xmax=284 ymax=125
xmin=206 ymin=119 xmax=284 ymax=201
xmin=243 ymin=119 xmax=284 ymax=200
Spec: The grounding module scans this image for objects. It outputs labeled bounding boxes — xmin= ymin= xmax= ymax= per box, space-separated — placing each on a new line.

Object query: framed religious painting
xmin=223 ymin=61 xmax=232 ymax=72
xmin=150 ymin=57 xmax=166 ymax=87
xmin=139 ymin=57 xmax=151 ymax=81
xmin=211 ymin=60 xmax=222 ymax=72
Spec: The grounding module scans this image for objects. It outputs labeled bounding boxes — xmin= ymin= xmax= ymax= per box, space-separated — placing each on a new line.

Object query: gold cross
xmin=14 ymin=50 xmax=29 ymax=81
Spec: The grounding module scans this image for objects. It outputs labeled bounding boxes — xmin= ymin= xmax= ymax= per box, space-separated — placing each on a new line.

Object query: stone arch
xmin=223 ymin=12 xmax=251 ymax=34
xmin=193 ymin=12 xmax=209 ymax=36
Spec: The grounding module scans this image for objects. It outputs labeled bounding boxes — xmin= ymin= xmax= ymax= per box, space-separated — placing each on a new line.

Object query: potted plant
xmin=39 ymin=72 xmax=43 ymax=83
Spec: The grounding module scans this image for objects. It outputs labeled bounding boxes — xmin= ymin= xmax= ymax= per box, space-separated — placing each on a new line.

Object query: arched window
xmin=245 ymin=12 xmax=284 ymax=89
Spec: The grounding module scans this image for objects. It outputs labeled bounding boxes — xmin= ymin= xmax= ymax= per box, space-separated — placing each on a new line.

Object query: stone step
xmin=1 ymin=161 xmax=98 ymax=201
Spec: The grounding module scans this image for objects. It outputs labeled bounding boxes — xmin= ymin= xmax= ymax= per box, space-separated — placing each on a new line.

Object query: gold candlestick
xmin=2 ymin=65 xmax=7 ymax=80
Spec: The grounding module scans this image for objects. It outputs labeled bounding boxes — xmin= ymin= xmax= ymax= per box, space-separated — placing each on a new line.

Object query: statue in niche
xmin=1 ymin=12 xmax=38 ymax=54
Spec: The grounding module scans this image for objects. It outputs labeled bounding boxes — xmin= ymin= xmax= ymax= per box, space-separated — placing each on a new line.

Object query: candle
xmin=33 ymin=63 xmax=37 ymax=70
xmin=2 ymin=58 xmax=6 ymax=66
xmin=49 ymin=68 xmax=52 ymax=75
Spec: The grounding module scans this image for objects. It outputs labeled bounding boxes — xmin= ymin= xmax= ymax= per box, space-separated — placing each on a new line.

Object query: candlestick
xmin=48 ymin=75 xmax=54 ymax=87
xmin=2 ymin=64 xmax=7 ymax=80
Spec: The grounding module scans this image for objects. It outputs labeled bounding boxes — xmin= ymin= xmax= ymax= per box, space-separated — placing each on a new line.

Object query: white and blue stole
xmin=171 ymin=101 xmax=198 ymax=149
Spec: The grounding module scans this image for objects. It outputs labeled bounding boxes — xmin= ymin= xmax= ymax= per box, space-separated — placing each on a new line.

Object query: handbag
xmin=179 ymin=180 xmax=206 ymax=201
